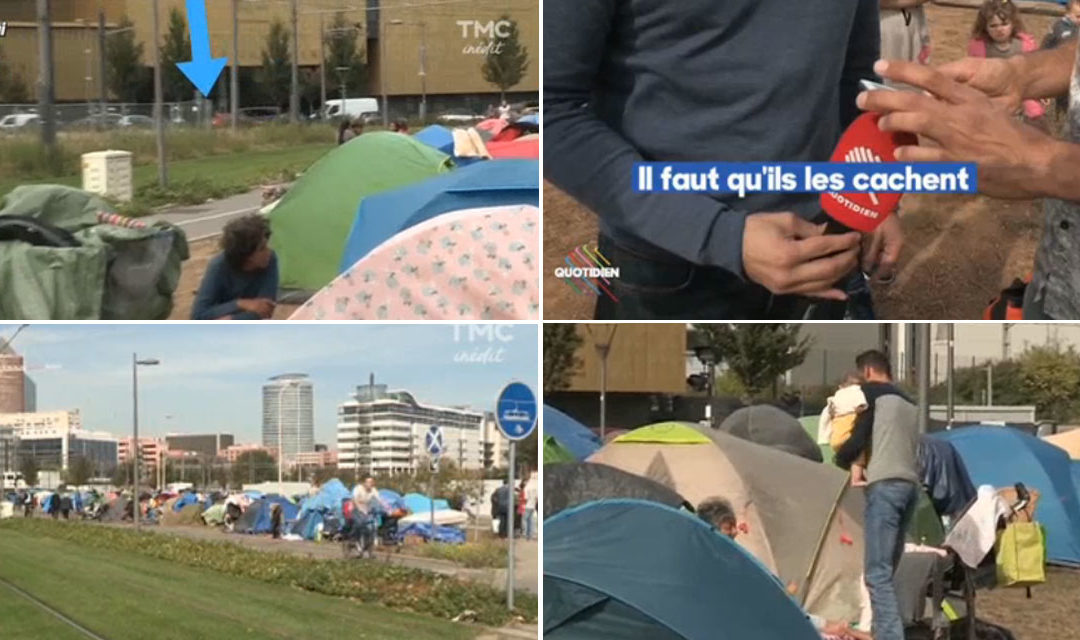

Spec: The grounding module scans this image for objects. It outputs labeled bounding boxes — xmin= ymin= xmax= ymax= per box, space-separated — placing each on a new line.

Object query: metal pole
xmin=290 ymin=0 xmax=300 ymax=123
xmin=987 ymin=364 xmax=993 ymax=407
xmin=231 ymin=0 xmax=239 ymax=132
xmin=133 ymin=354 xmax=140 ymax=531
xmin=152 ymin=0 xmax=168 ymax=187
xmin=419 ymin=21 xmax=427 ymax=122
xmin=506 ymin=440 xmax=515 ymax=610
xmin=947 ymin=324 xmax=955 ymax=426
xmin=917 ymin=324 xmax=930 ymax=434
xmin=99 ymin=9 xmax=107 ymax=114
xmin=37 ymin=0 xmax=57 ymax=150
xmin=380 ymin=16 xmax=388 ymax=127
xmin=319 ymin=14 xmax=326 ymax=116
xmin=429 ymin=462 xmax=435 ymax=541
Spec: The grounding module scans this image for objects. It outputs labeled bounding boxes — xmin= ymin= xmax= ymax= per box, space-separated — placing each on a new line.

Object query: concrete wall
xmin=566 ymin=324 xmax=688 ymax=394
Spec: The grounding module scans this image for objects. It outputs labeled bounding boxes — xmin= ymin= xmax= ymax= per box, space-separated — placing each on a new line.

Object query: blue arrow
xmin=176 ymin=0 xmax=228 ymax=95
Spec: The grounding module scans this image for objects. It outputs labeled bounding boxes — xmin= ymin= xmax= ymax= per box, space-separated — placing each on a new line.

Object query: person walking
xmin=523 ymin=470 xmax=538 ymax=541
xmin=834 ymin=350 xmax=920 ymax=640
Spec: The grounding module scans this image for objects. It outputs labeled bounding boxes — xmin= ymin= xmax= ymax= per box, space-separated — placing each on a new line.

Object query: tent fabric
xmin=403 ymin=493 xmax=449 ymax=514
xmin=543 ymin=461 xmax=691 ymax=518
xmin=933 ymin=427 xmax=1080 ymax=566
xmin=0 ymin=185 xmax=189 ymax=320
xmin=339 ymin=159 xmax=539 ymax=270
xmin=716 ymin=405 xmax=824 ymax=462
xmin=201 ymin=503 xmax=227 ymax=526
xmin=291 ymin=205 xmax=539 ymax=320
xmin=486 ymin=137 xmax=539 ymax=159
xmin=543 ymin=405 xmax=602 ymax=461
xmin=799 ymin=415 xmax=836 ymax=464
xmin=269 ymin=132 xmax=452 ymax=291
xmin=544 ymin=436 xmax=576 ymax=465
xmin=399 ymin=509 xmax=468 ymax=527
xmin=234 ymin=497 xmax=300 ymax=534
xmin=296 ymin=479 xmax=351 ymax=522
xmin=414 ymin=124 xmax=455 ymax=155
xmin=613 ymin=422 xmax=713 ymax=445
xmin=1045 ymin=428 xmax=1080 ymax=459
xmin=918 ymin=436 xmax=977 ymax=518
xmin=173 ymin=492 xmax=199 ymax=512
xmin=589 ymin=422 xmax=865 ymax=622
xmin=398 ymin=522 xmax=466 ymax=544
xmin=378 ymin=489 xmax=407 ymax=511
xmin=545 ymin=499 xmax=820 ymax=640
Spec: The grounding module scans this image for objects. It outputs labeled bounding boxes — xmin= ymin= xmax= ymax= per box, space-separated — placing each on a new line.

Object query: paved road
xmin=146 ymin=188 xmax=265 ymax=241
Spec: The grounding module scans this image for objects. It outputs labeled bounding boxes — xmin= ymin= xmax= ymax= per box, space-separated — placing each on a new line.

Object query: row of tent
xmin=268 ymin=117 xmax=539 ymax=320
xmin=543 ymin=405 xmax=1080 ymax=638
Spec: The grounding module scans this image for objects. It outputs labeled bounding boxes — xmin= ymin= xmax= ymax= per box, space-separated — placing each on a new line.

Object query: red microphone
xmin=820 ymin=112 xmax=917 ymax=234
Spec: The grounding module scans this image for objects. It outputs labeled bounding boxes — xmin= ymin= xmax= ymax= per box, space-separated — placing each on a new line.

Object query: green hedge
xmin=0 ymin=519 xmax=536 ymax=626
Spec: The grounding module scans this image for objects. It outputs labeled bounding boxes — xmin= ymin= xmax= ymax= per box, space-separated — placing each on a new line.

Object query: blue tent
xmin=934 ymin=427 xmax=1080 ymax=566
xmin=543 ymin=405 xmax=602 ymax=461
xmin=517 ymin=113 xmax=539 ymax=126
xmin=296 ymin=479 xmax=351 ymax=521
xmin=235 ymin=495 xmax=299 ymax=534
xmin=545 ymin=500 xmax=819 ymax=639
xmin=398 ymin=522 xmax=466 ymax=544
xmin=173 ymin=491 xmax=199 ymax=512
xmin=403 ymin=493 xmax=449 ymax=514
xmin=339 ymin=159 xmax=539 ymax=270
xmin=414 ymin=125 xmax=455 ymax=155
xmin=379 ymin=489 xmax=407 ymax=511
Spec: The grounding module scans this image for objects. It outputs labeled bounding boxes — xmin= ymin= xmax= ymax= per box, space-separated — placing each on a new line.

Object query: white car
xmin=0 ymin=113 xmax=41 ymax=133
xmin=437 ymin=113 xmax=482 ymax=124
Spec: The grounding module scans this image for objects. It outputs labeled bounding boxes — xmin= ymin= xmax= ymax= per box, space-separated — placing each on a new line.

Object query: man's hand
xmin=936 ymin=56 xmax=1025 ymax=114
xmin=861 ymin=214 xmax=903 ymax=283
xmin=238 ymin=298 xmax=276 ymax=319
xmin=861 ymin=60 xmax=1058 ymax=200
xmin=742 ymin=212 xmax=861 ymax=301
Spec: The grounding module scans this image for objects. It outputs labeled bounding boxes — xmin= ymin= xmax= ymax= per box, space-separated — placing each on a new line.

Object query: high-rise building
xmin=164 ymin=433 xmax=234 ymax=458
xmin=0 ymin=426 xmax=15 ymax=474
xmin=0 ymin=410 xmax=81 ymax=433
xmin=0 ymin=345 xmax=27 ymax=414
xmin=262 ymin=374 xmax=314 ymax=463
xmin=337 ymin=375 xmax=484 ymax=474
xmin=15 ymin=424 xmax=118 ymax=475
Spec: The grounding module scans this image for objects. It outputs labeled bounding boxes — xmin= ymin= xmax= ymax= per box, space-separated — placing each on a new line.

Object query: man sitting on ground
xmin=696 ymin=497 xmax=740 ymax=539
xmin=191 ymin=214 xmax=278 ymax=320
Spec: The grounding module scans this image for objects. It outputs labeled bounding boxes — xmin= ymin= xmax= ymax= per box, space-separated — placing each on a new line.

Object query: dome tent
xmin=545 ymin=499 xmax=819 ymax=640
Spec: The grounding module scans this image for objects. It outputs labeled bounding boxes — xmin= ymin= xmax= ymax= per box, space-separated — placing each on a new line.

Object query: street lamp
xmin=388 ymin=19 xmax=427 ymax=124
xmin=132 ymin=354 xmax=160 ymax=531
xmin=693 ymin=346 xmax=718 ymax=426
xmin=335 ymin=66 xmax=350 ymax=107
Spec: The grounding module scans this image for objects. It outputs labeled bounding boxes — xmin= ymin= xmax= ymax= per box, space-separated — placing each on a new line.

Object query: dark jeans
xmin=865 ymin=479 xmax=919 ymax=640
xmin=593 ymin=235 xmax=848 ymax=320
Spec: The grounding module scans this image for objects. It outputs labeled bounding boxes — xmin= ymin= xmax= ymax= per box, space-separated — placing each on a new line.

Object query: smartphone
xmin=859 ymin=79 xmax=896 ymax=92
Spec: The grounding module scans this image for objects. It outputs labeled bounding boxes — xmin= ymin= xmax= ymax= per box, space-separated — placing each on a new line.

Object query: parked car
xmin=118 ymin=115 xmax=154 ymax=128
xmin=68 ymin=113 xmax=124 ymax=130
xmin=0 ymin=113 xmax=41 ymax=133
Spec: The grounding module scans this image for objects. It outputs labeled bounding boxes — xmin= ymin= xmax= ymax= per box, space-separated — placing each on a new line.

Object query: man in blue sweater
xmin=191 ymin=214 xmax=278 ymax=320
xmin=544 ymin=0 xmax=898 ymax=319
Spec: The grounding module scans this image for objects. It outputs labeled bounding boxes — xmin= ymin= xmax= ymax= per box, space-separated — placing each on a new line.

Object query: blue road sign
xmin=496 ymin=382 xmax=537 ymax=441
xmin=425 ymin=426 xmax=444 ymax=457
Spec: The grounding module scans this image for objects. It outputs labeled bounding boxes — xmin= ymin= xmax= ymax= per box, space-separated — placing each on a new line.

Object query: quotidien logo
xmin=554 ymin=245 xmax=620 ymax=301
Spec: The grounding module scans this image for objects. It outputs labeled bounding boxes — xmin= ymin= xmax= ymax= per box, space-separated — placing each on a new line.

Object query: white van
xmin=321 ymin=98 xmax=379 ymax=121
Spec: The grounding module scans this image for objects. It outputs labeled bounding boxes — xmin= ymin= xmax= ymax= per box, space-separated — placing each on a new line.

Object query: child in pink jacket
xmin=968 ymin=0 xmax=1044 ymax=121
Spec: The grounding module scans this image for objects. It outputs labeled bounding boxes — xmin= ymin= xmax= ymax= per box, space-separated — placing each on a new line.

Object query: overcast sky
xmin=1 ymin=324 xmax=538 ymax=447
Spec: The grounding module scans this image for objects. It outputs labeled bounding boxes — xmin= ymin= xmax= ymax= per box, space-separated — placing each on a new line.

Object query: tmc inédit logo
xmin=456 ymin=20 xmax=512 ymax=55
xmin=554 ymin=245 xmax=620 ymax=301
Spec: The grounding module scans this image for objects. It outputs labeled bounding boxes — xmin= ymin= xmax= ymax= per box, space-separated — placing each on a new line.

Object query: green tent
xmin=544 ymin=436 xmax=575 ymax=465
xmin=269 ymin=132 xmax=453 ymax=291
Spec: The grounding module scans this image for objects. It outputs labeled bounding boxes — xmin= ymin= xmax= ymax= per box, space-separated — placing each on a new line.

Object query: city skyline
xmin=0 ymin=324 xmax=538 ymax=448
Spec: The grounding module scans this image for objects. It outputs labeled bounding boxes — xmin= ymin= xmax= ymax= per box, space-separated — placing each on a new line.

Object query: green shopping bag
xmin=995 ymin=521 xmax=1047 ymax=588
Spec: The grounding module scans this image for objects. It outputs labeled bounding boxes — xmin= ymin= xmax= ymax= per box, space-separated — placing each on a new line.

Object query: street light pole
xmin=152 ymin=0 xmax=168 ymax=187
xmin=132 ymin=355 xmax=159 ymax=531
xmin=319 ymin=13 xmax=326 ymax=116
xmin=99 ymin=9 xmax=108 ymax=115
xmin=290 ymin=0 xmax=300 ymax=123
xmin=231 ymin=0 xmax=239 ymax=132
xmin=419 ymin=21 xmax=427 ymax=123
xmin=380 ymin=16 xmax=388 ymax=127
